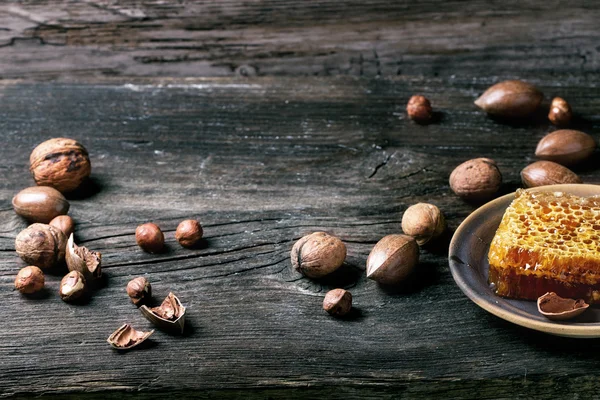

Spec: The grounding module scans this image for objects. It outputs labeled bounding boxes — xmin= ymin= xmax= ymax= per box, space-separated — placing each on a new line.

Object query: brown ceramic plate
xmin=449 ymin=184 xmax=600 ymax=338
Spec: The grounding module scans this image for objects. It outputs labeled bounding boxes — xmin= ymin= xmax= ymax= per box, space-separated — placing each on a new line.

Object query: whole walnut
xmin=401 ymin=203 xmax=446 ymax=245
xmin=15 ymin=223 xmax=67 ymax=268
xmin=449 ymin=158 xmax=502 ymax=202
xmin=291 ymin=232 xmax=346 ymax=278
xmin=29 ymin=138 xmax=91 ymax=193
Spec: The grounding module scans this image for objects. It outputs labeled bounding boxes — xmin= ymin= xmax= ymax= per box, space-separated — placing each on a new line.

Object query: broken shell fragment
xmin=107 ymin=323 xmax=154 ymax=351
xmin=66 ymin=233 xmax=102 ymax=280
xmin=537 ymin=292 xmax=589 ymax=321
xmin=140 ymin=292 xmax=186 ymax=333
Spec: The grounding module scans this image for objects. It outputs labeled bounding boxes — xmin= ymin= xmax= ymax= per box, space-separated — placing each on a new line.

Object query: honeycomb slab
xmin=488 ymin=189 xmax=600 ymax=303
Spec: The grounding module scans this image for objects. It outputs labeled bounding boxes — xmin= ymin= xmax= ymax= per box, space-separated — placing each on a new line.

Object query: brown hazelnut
xmin=29 ymin=138 xmax=91 ymax=193
xmin=323 ymin=289 xmax=352 ymax=317
xmin=12 ymin=186 xmax=70 ymax=223
xmin=474 ymin=80 xmax=543 ymax=118
xmin=175 ymin=219 xmax=203 ymax=248
xmin=291 ymin=232 xmax=347 ymax=278
xmin=401 ymin=203 xmax=446 ymax=245
xmin=406 ymin=95 xmax=432 ymax=122
xmin=49 ymin=215 xmax=75 ymax=237
xmin=449 ymin=158 xmax=502 ymax=202
xmin=366 ymin=234 xmax=419 ymax=285
xmin=66 ymin=234 xmax=102 ymax=280
xmin=15 ymin=223 xmax=67 ymax=269
xmin=135 ymin=223 xmax=164 ymax=253
xmin=59 ymin=271 xmax=86 ymax=302
xmin=126 ymin=277 xmax=151 ymax=306
xmin=548 ymin=97 xmax=572 ymax=126
xmin=535 ymin=129 xmax=595 ymax=166
xmin=14 ymin=266 xmax=45 ymax=294
xmin=520 ymin=161 xmax=581 ymax=188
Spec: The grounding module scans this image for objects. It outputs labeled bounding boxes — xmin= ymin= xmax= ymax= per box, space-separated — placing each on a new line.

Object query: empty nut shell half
xmin=140 ymin=292 xmax=186 ymax=333
xmin=66 ymin=234 xmax=102 ymax=280
xmin=107 ymin=324 xmax=154 ymax=351
xmin=537 ymin=292 xmax=589 ymax=321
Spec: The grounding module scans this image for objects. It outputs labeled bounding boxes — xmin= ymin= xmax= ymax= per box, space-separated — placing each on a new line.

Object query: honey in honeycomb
xmin=488 ymin=189 xmax=600 ymax=303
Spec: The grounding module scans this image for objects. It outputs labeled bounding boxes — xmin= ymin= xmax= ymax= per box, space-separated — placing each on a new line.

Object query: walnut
xmin=15 ymin=223 xmax=67 ymax=269
xmin=449 ymin=158 xmax=502 ymax=202
xmin=29 ymin=138 xmax=91 ymax=193
xmin=401 ymin=203 xmax=446 ymax=245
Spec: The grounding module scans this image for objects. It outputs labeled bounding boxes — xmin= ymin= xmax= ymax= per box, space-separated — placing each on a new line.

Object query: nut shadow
xmin=421 ymin=228 xmax=453 ymax=256
xmin=410 ymin=111 xmax=443 ymax=126
xmin=180 ymin=238 xmax=209 ymax=251
xmin=485 ymin=106 xmax=549 ymax=129
xmin=65 ymin=176 xmax=104 ymax=201
xmin=376 ymin=261 xmax=440 ymax=296
xmin=18 ymin=287 xmax=52 ymax=301
xmin=112 ymin=338 xmax=159 ymax=353
xmin=335 ymin=306 xmax=365 ymax=322
xmin=314 ymin=262 xmax=364 ymax=289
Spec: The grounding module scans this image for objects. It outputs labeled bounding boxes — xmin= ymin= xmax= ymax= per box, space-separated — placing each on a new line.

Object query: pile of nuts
xmin=301 ymin=80 xmax=592 ymax=317
xmin=292 ymin=201 xmax=446 ymax=317
xmin=12 ymin=138 xmax=204 ymax=351
xmin=447 ymin=80 xmax=593 ymax=201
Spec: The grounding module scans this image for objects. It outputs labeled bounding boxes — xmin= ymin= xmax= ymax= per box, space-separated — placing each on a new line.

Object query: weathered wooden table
xmin=0 ymin=2 xmax=599 ymax=399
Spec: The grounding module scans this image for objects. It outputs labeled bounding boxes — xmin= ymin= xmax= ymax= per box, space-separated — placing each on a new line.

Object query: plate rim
xmin=448 ymin=184 xmax=600 ymax=338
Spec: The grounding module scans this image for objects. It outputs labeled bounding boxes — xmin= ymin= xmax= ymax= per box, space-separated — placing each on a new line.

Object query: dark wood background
xmin=0 ymin=1 xmax=599 ymax=399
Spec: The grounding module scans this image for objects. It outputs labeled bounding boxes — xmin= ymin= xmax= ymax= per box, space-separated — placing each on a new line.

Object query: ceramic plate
xmin=449 ymin=184 xmax=600 ymax=338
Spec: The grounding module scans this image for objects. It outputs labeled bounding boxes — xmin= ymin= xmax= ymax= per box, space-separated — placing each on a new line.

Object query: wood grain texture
xmin=0 ymin=76 xmax=598 ymax=398
xmin=0 ymin=1 xmax=597 ymax=79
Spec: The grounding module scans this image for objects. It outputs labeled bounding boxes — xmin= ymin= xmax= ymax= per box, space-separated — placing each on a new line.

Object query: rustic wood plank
xmin=0 ymin=76 xmax=598 ymax=398
xmin=0 ymin=1 xmax=597 ymax=79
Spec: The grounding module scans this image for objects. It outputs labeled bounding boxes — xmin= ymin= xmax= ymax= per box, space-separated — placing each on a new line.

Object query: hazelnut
xmin=135 ymin=223 xmax=164 ymax=253
xmin=290 ymin=232 xmax=346 ymax=278
xmin=29 ymin=138 xmax=91 ymax=193
xmin=323 ymin=289 xmax=352 ymax=317
xmin=175 ymin=219 xmax=203 ymax=248
xmin=14 ymin=266 xmax=45 ymax=294
xmin=59 ymin=270 xmax=86 ymax=302
xmin=15 ymin=223 xmax=67 ymax=269
xmin=548 ymin=97 xmax=572 ymax=126
xmin=366 ymin=234 xmax=419 ymax=285
xmin=49 ymin=215 xmax=75 ymax=237
xmin=474 ymin=80 xmax=543 ymax=118
xmin=406 ymin=95 xmax=432 ymax=122
xmin=521 ymin=161 xmax=582 ymax=188
xmin=12 ymin=186 xmax=70 ymax=223
xmin=126 ymin=277 xmax=151 ymax=306
xmin=401 ymin=203 xmax=446 ymax=245
xmin=449 ymin=158 xmax=502 ymax=202
xmin=535 ymin=129 xmax=595 ymax=166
